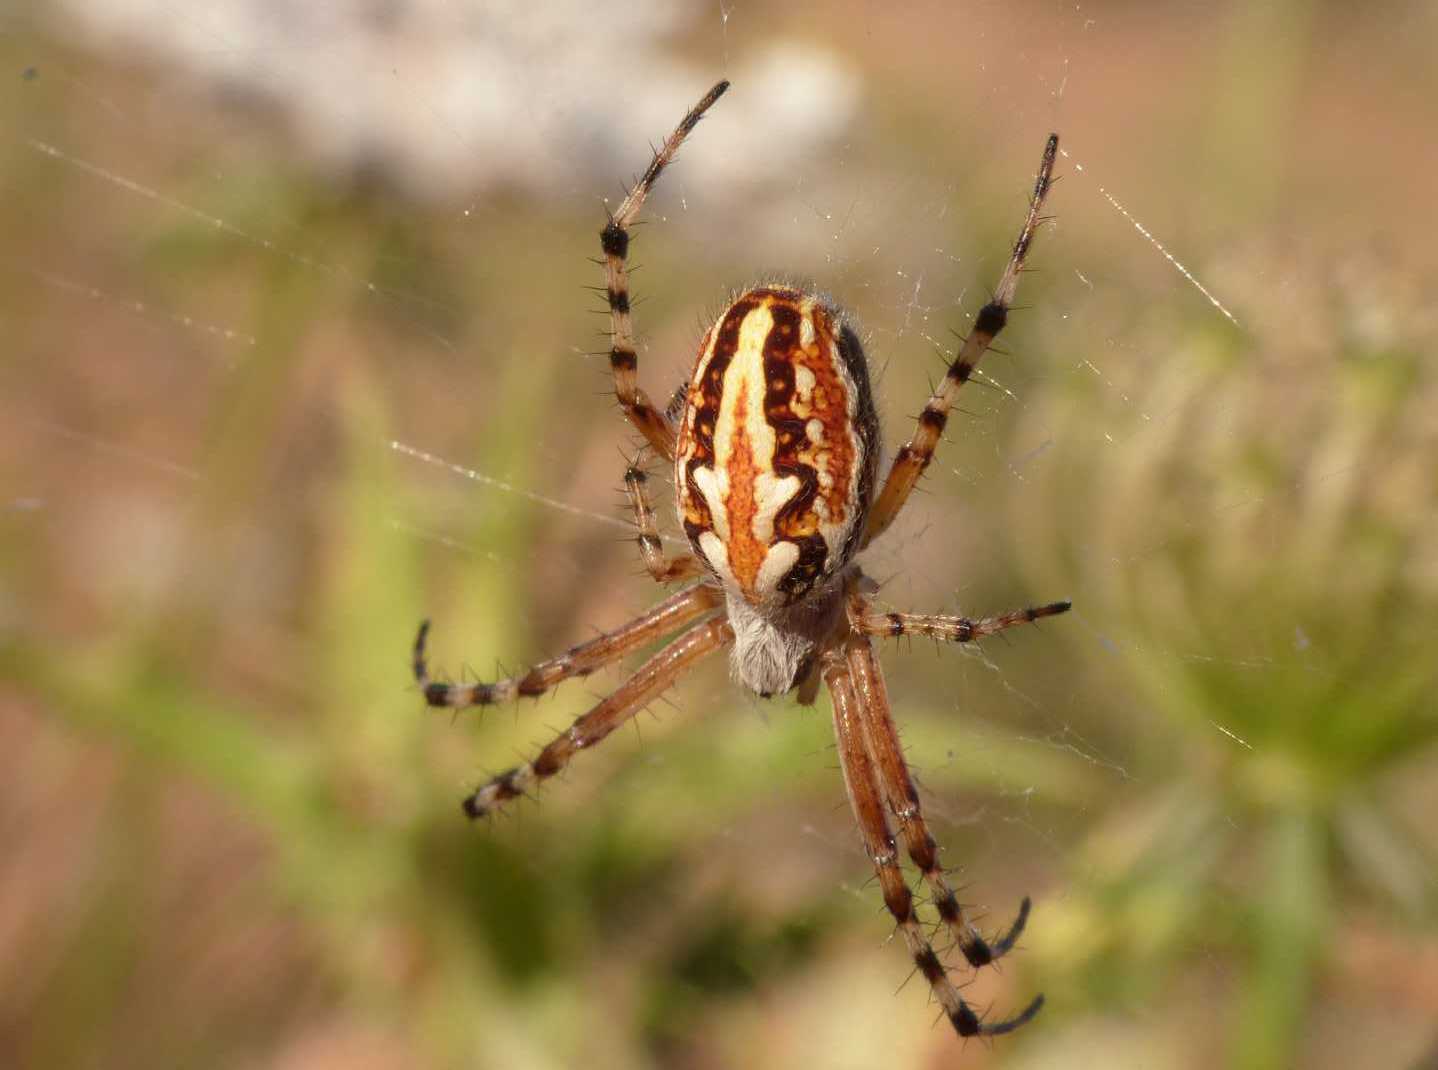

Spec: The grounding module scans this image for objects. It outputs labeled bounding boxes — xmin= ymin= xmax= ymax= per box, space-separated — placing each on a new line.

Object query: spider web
xmin=8 ymin=2 xmax=1436 ymax=1067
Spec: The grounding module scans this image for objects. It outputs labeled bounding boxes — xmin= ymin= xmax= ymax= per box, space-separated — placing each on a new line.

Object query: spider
xmin=413 ymin=80 xmax=1069 ymax=1040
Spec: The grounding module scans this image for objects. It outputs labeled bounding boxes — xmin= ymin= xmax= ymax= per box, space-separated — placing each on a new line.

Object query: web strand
xmin=1059 ymin=148 xmax=1242 ymax=329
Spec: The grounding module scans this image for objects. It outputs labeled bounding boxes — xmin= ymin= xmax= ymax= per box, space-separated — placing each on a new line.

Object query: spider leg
xmin=843 ymin=624 xmax=1036 ymax=970
xmin=461 ymin=615 xmax=732 ymax=817
xmin=823 ymin=647 xmax=1041 ymax=1038
xmin=663 ymin=380 xmax=689 ymax=425
xmin=414 ymin=581 xmax=720 ymax=710
xmin=849 ymin=600 xmax=1072 ymax=644
xmin=863 ymin=134 xmax=1058 ymax=549
xmin=624 ymin=463 xmax=702 ymax=584
xmin=601 ymin=80 xmax=730 ymax=460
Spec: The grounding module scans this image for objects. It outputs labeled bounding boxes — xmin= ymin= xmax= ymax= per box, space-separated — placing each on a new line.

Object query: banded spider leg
xmin=458 ymin=615 xmax=732 ymax=818
xmin=823 ymin=642 xmax=1043 ymax=1037
xmin=863 ymin=134 xmax=1058 ymax=548
xmin=844 ymin=581 xmax=1069 ymax=964
xmin=600 ymin=80 xmax=730 ymax=460
xmin=413 ymin=582 xmax=720 ymax=710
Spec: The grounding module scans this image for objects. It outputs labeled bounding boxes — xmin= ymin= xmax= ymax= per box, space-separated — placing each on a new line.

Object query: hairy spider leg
xmin=624 ymin=463 xmax=702 ymax=583
xmin=824 ymin=647 xmax=1043 ymax=1038
xmin=460 ymin=616 xmax=733 ymax=817
xmin=848 ymin=598 xmax=1072 ymax=646
xmin=844 ymin=624 xmax=1031 ymax=967
xmin=863 ymin=134 xmax=1058 ymax=548
xmin=415 ymin=582 xmax=720 ymax=709
xmin=600 ymin=81 xmax=730 ymax=460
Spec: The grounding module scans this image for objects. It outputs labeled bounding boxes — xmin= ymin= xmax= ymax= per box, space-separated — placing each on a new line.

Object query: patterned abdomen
xmin=675 ymin=286 xmax=879 ymax=607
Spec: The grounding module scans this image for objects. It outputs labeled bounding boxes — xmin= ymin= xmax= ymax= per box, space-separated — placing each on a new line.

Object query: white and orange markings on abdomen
xmin=674 ymin=287 xmax=878 ymax=607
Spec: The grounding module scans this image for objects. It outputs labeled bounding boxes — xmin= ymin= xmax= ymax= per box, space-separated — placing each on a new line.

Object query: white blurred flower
xmin=56 ymin=0 xmax=859 ymax=202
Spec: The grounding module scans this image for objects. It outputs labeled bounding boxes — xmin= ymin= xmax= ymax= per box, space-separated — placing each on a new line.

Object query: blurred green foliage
xmin=1018 ymin=253 xmax=1438 ymax=1069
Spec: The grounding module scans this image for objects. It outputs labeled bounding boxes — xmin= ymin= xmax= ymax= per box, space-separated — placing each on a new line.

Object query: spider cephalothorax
xmin=414 ymin=80 xmax=1070 ymax=1041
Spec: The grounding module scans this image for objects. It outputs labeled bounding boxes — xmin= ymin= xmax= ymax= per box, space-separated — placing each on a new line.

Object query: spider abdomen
xmin=675 ymin=286 xmax=879 ymax=609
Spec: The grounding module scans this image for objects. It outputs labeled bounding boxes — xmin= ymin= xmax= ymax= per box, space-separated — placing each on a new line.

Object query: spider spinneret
xmin=413 ymin=78 xmax=1070 ymax=1042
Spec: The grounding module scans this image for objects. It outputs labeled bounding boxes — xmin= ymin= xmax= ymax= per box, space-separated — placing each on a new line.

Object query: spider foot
xmin=953 ymin=992 xmax=1045 ymax=1038
xmin=413 ymin=619 xmax=433 ymax=680
xmin=989 ymin=894 xmax=1032 ymax=960
xmin=959 ymin=894 xmax=1031 ymax=968
xmin=413 ymin=619 xmax=461 ymax=706
xmin=461 ymin=765 xmax=528 ymax=820
xmin=412 ymin=622 xmax=510 ymax=708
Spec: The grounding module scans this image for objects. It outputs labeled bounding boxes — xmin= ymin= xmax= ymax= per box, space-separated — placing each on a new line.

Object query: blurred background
xmin=3 ymin=1 xmax=1436 ymax=1067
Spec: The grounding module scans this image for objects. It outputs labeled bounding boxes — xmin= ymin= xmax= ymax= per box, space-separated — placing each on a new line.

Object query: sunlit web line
xmin=23 ymin=266 xmax=256 ymax=349
xmin=1058 ymin=148 xmax=1242 ymax=329
xmin=29 ymin=417 xmax=204 ymax=483
xmin=1208 ymin=720 xmax=1254 ymax=751
xmin=995 ymin=656 xmax=1132 ymax=781
xmin=390 ymin=440 xmax=686 ymax=544
xmin=24 ymin=138 xmax=459 ymax=350
xmin=387 ymin=517 xmax=501 ymax=561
